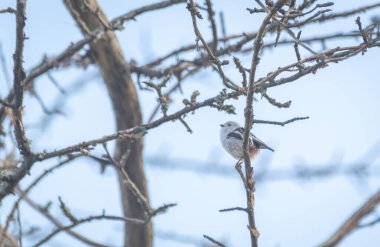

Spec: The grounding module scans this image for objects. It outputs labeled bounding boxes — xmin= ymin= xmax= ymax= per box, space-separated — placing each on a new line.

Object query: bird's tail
xmin=264 ymin=145 xmax=275 ymax=152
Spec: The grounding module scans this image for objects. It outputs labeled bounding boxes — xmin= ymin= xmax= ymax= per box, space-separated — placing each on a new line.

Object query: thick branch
xmin=12 ymin=0 xmax=31 ymax=156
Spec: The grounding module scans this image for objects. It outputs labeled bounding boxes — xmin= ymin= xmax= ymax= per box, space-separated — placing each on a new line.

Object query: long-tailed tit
xmin=220 ymin=121 xmax=274 ymax=164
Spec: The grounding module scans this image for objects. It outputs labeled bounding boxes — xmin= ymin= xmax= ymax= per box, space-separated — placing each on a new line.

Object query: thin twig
xmin=205 ymin=0 xmax=218 ymax=51
xmin=254 ymin=116 xmax=309 ymax=126
xmin=0 ymin=7 xmax=16 ymax=14
xmin=0 ymin=42 xmax=11 ymax=89
xmin=233 ymin=56 xmax=247 ymax=87
xmin=356 ymin=16 xmax=369 ymax=47
xmin=219 ymin=12 xmax=226 ymax=38
xmin=358 ymin=216 xmax=380 ymax=228
xmin=102 ymin=144 xmax=152 ymax=214
xmin=0 ymin=98 xmax=12 ymax=108
xmin=187 ymin=0 xmax=238 ymax=90
xmin=15 ymin=206 xmax=23 ymax=247
xmin=22 ymin=194 xmax=109 ymax=247
xmin=261 ymin=92 xmax=291 ymax=108
xmin=203 ymin=234 xmax=226 ymax=247
xmin=0 ymin=156 xmax=79 ymax=246
xmin=110 ymin=0 xmax=185 ymax=28
xmin=219 ymin=207 xmax=248 ymax=213
xmin=33 ymin=214 xmax=145 ymax=247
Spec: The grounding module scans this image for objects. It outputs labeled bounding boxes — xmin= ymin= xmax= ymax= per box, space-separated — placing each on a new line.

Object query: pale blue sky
xmin=1 ymin=0 xmax=380 ymax=246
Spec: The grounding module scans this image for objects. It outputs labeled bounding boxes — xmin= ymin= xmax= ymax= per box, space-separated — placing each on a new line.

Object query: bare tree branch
xmin=242 ymin=2 xmax=286 ymax=246
xmin=0 ymin=7 xmax=16 ymax=14
xmin=110 ymin=0 xmax=185 ymax=28
xmin=205 ymin=0 xmax=218 ymax=51
xmin=320 ymin=189 xmax=380 ymax=247
xmin=1 ymin=2 xmax=380 ymax=246
xmin=254 ymin=116 xmax=309 ymax=126
xmin=32 ymin=213 xmax=145 ymax=247
xmin=22 ymin=195 xmax=109 ymax=247
xmin=0 ymin=156 xmax=79 ymax=246
xmin=187 ymin=0 xmax=237 ymax=90
xmin=203 ymin=234 xmax=226 ymax=247
xmin=12 ymin=0 xmax=30 ymax=156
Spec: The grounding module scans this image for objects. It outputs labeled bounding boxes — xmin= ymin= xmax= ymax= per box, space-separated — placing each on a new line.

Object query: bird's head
xmin=220 ymin=121 xmax=240 ymax=130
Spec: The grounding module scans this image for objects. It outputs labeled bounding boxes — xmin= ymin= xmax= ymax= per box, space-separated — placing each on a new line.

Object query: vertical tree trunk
xmin=63 ymin=1 xmax=152 ymax=246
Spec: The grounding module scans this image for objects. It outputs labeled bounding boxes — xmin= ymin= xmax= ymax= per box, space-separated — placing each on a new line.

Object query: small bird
xmin=220 ymin=121 xmax=274 ymax=164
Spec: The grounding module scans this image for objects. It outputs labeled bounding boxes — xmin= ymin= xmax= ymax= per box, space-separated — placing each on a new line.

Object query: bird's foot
xmin=235 ymin=159 xmax=243 ymax=170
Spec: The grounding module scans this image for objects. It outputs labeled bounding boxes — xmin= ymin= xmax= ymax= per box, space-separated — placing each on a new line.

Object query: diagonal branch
xmin=187 ymin=0 xmax=238 ymax=90
xmin=22 ymin=194 xmax=109 ymax=247
xmin=320 ymin=189 xmax=380 ymax=247
xmin=0 ymin=156 xmax=80 ymax=247
xmin=0 ymin=0 xmax=186 ymax=130
xmin=32 ymin=213 xmax=145 ymax=247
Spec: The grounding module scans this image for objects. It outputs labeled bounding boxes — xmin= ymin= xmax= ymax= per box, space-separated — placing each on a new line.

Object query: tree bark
xmin=63 ymin=1 xmax=152 ymax=246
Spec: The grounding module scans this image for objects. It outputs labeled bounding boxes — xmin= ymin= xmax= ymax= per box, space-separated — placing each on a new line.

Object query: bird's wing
xmin=227 ymin=128 xmax=244 ymax=141
xmin=250 ymin=133 xmax=274 ymax=152
xmin=227 ymin=127 xmax=244 ymax=140
xmin=227 ymin=127 xmax=274 ymax=152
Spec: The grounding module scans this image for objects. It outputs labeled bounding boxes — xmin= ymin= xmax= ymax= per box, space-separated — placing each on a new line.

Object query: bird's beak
xmin=220 ymin=124 xmax=224 ymax=127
